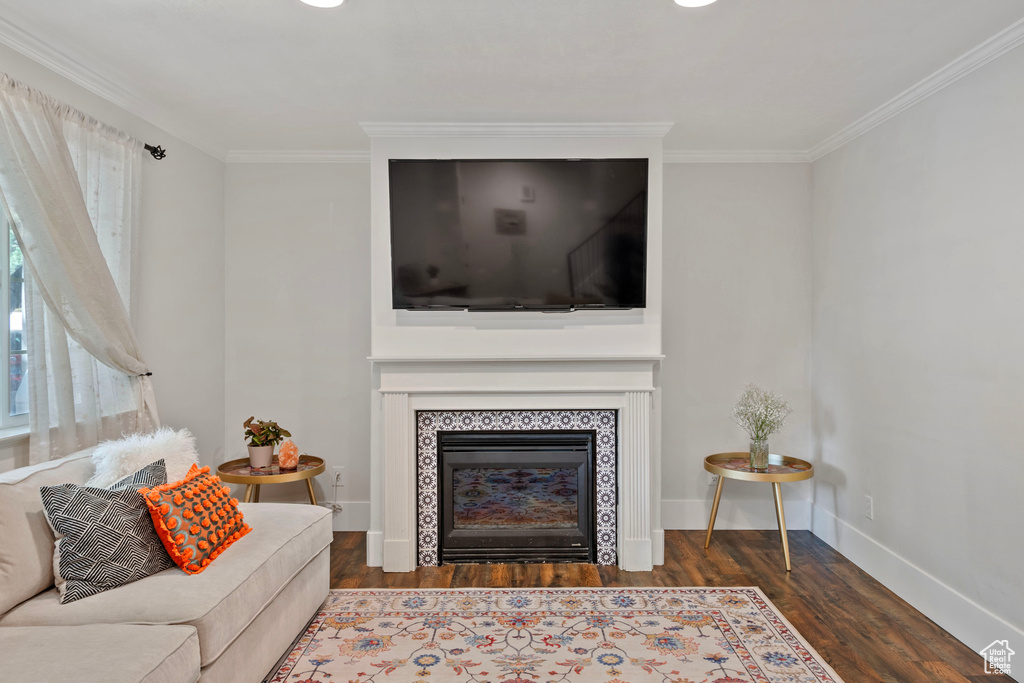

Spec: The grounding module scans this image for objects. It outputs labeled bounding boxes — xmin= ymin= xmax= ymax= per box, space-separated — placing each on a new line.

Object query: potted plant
xmin=243 ymin=417 xmax=291 ymax=469
xmin=731 ymin=384 xmax=792 ymax=471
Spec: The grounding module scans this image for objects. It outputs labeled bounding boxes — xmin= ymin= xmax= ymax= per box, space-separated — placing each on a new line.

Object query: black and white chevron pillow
xmin=40 ymin=459 xmax=175 ymax=603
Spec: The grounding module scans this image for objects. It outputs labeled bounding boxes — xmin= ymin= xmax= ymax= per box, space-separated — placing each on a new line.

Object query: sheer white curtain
xmin=0 ymin=72 xmax=159 ymax=463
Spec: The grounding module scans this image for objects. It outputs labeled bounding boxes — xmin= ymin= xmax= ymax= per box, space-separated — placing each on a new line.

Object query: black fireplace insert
xmin=438 ymin=431 xmax=596 ymax=563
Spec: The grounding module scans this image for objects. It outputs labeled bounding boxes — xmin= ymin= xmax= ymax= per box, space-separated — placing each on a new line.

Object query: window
xmin=1 ymin=211 xmax=27 ymax=428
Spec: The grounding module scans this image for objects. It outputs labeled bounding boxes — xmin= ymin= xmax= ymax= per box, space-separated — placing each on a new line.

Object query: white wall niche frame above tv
xmin=365 ymin=123 xmax=669 ymax=361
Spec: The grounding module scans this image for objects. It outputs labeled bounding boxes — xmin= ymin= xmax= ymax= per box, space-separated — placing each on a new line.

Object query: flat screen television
xmin=389 ymin=158 xmax=648 ymax=311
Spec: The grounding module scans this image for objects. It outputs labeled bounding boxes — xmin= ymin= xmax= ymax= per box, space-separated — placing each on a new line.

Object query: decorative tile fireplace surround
xmin=417 ymin=409 xmax=617 ymax=566
xmin=363 ymin=123 xmax=668 ymax=572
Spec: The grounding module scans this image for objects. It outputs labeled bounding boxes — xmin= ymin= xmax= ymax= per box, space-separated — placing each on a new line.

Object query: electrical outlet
xmin=864 ymin=494 xmax=874 ymax=520
xmin=707 ymin=472 xmax=720 ymax=486
xmin=332 ymin=466 xmax=346 ymax=488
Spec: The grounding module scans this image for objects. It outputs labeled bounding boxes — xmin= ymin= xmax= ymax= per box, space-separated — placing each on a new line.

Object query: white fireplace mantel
xmin=366 ymin=356 xmax=664 ymax=572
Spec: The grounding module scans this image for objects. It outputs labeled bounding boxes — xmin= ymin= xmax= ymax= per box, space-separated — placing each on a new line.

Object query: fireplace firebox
xmin=438 ymin=431 xmax=596 ymax=563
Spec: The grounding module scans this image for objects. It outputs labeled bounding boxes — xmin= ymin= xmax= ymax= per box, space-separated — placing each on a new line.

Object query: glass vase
xmin=749 ymin=438 xmax=769 ymax=471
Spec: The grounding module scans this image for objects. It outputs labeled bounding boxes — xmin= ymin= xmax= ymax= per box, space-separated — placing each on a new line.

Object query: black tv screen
xmin=389 ymin=158 xmax=648 ymax=310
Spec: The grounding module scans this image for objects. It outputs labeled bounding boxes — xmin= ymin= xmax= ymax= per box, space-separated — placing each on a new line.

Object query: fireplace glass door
xmin=438 ymin=431 xmax=595 ymax=563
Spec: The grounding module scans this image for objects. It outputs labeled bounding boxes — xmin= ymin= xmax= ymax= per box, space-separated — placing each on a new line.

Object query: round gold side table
xmin=703 ymin=452 xmax=814 ymax=571
xmin=216 ymin=455 xmax=325 ymax=505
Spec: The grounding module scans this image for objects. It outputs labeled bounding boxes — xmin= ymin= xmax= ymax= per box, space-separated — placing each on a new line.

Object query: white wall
xmin=0 ymin=44 xmax=226 ymax=470
xmin=811 ymin=45 xmax=1024 ymax=649
xmin=660 ymin=163 xmax=814 ymax=530
xmin=223 ymin=163 xmax=371 ymax=530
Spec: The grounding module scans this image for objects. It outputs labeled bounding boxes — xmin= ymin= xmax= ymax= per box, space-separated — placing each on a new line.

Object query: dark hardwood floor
xmin=329 ymin=530 xmax=1009 ymax=683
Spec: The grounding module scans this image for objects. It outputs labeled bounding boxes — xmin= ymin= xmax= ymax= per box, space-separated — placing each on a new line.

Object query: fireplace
xmin=369 ymin=358 xmax=662 ymax=572
xmin=438 ymin=431 xmax=596 ymax=563
xmin=416 ymin=409 xmax=619 ymax=567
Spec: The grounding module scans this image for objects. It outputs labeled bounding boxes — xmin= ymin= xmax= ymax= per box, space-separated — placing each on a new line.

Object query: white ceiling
xmin=1 ymin=0 xmax=1022 ymax=158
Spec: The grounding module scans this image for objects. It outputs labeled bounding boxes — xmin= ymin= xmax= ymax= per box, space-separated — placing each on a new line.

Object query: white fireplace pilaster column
xmin=382 ymin=392 xmax=416 ymax=572
xmin=619 ymin=390 xmax=653 ymax=571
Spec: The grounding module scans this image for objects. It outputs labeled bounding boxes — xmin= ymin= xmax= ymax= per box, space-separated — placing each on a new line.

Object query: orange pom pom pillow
xmin=139 ymin=464 xmax=251 ymax=574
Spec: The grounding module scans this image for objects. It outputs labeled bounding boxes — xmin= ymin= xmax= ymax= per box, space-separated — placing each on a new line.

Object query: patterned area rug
xmin=269 ymin=587 xmax=844 ymax=682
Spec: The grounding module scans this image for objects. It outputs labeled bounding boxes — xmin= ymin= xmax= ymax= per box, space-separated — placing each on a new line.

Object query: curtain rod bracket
xmin=144 ymin=144 xmax=166 ymax=160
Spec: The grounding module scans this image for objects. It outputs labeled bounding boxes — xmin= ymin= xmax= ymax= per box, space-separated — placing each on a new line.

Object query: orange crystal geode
xmin=278 ymin=440 xmax=299 ymax=469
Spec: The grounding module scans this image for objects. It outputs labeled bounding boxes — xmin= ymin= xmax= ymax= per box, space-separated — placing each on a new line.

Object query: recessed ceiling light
xmin=675 ymin=0 xmax=718 ymax=6
xmin=300 ymin=0 xmax=344 ymax=7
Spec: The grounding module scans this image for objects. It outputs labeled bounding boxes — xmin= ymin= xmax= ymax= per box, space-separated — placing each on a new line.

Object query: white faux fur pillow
xmin=86 ymin=427 xmax=200 ymax=488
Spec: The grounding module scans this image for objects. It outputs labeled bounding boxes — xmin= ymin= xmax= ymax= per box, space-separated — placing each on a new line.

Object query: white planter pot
xmin=247 ymin=445 xmax=274 ymax=469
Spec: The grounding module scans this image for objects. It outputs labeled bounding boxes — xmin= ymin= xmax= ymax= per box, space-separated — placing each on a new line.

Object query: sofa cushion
xmin=0 ymin=624 xmax=200 ymax=683
xmin=141 ymin=464 xmax=250 ymax=574
xmin=40 ymin=459 xmax=175 ymax=603
xmin=0 ymin=448 xmax=94 ymax=615
xmin=0 ymin=503 xmax=332 ymax=667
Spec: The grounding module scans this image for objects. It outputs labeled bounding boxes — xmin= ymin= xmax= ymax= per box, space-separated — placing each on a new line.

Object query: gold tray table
xmin=217 ymin=455 xmax=325 ymax=505
xmin=703 ymin=452 xmax=814 ymax=571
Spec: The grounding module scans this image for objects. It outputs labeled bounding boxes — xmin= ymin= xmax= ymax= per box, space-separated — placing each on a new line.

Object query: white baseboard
xmin=661 ymin=498 xmax=811 ymax=531
xmin=811 ymin=504 xmax=1024 ymax=655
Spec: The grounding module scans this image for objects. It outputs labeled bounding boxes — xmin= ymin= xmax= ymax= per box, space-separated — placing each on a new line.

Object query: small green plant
xmin=243 ymin=417 xmax=291 ymax=447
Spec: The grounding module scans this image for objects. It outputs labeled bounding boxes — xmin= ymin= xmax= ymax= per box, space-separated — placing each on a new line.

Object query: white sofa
xmin=0 ymin=448 xmax=332 ymax=682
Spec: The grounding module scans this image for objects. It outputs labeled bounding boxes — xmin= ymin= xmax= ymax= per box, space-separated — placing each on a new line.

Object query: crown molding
xmin=225 ymin=150 xmax=371 ymax=163
xmin=663 ymin=149 xmax=810 ymax=163
xmin=0 ymin=17 xmax=227 ymax=161
xmin=226 ymin=149 xmax=806 ymax=164
xmin=359 ymin=122 xmax=675 ymax=138
xmin=807 ymin=16 xmax=1024 ymax=161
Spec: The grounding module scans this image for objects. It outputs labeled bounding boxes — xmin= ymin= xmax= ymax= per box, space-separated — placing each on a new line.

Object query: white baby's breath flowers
xmin=732 ymin=384 xmax=792 ymax=440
